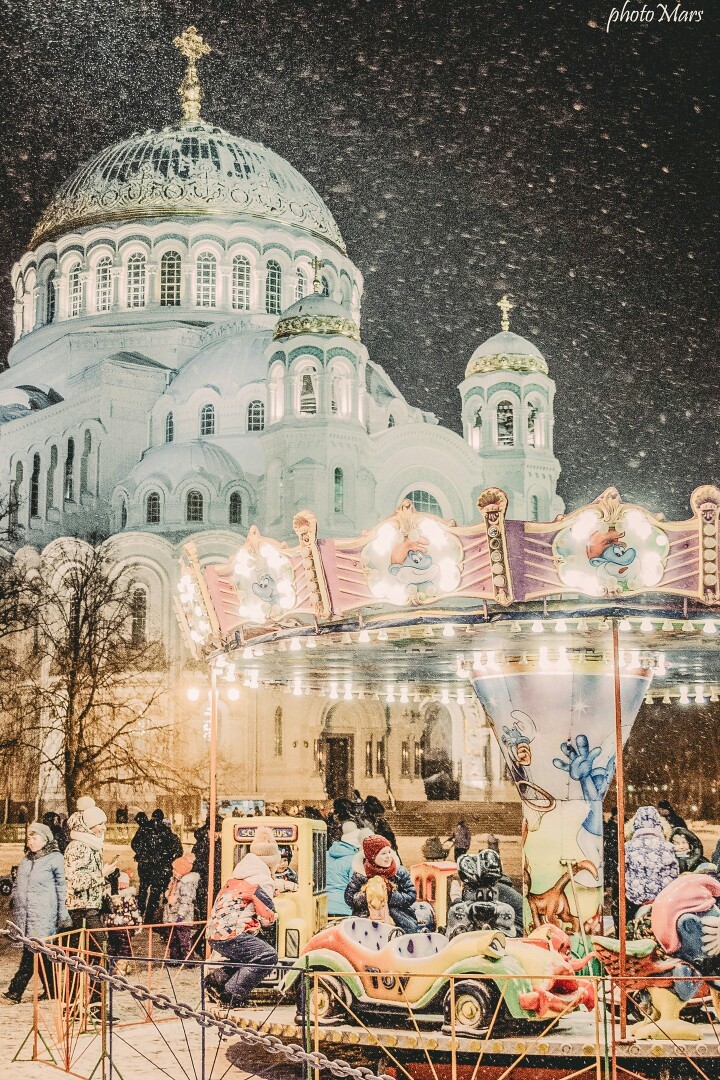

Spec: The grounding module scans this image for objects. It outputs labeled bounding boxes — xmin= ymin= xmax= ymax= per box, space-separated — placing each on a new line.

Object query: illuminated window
xmin=247 ymin=400 xmax=265 ymax=431
xmin=274 ymin=707 xmax=283 ymax=757
xmin=299 ymin=370 xmax=317 ymax=414
xmin=95 ymin=257 xmax=113 ymax=312
xmin=401 ymin=741 xmax=410 ymax=777
xmin=496 ymin=400 xmax=514 ymax=447
xmin=530 ymin=494 xmax=540 ymax=522
xmin=80 ymin=430 xmax=91 ymax=494
xmin=68 ymin=264 xmax=82 ymax=318
xmin=334 ymin=467 xmax=344 ymax=514
xmin=120 ymin=500 xmax=127 ymax=529
xmin=126 ymin=253 xmax=146 ymax=308
xmin=46 ymin=446 xmax=57 ymax=512
xmin=30 ymin=454 xmax=41 ymax=518
xmin=229 ymin=491 xmax=242 ymax=525
xmin=200 ymin=403 xmax=215 ymax=436
xmin=186 ymin=490 xmax=204 ymax=522
xmin=165 ymin=412 xmax=174 ymax=443
xmin=295 ymin=268 xmax=308 ymax=301
xmin=320 ymin=275 xmax=330 ymax=297
xmin=160 ymin=251 xmax=181 ymax=306
xmin=365 ymin=740 xmax=373 ymax=777
xmin=265 ymin=260 xmax=282 ymax=314
xmin=196 ymin=253 xmax=217 ymax=308
xmin=414 ymin=742 xmax=423 ymax=777
xmin=376 ymin=739 xmax=386 ymax=775
xmin=232 ymin=255 xmax=250 ymax=310
xmin=64 ymin=439 xmax=75 ymax=501
xmin=146 ymin=491 xmax=161 ymax=524
xmin=406 ymin=489 xmax=442 ymax=516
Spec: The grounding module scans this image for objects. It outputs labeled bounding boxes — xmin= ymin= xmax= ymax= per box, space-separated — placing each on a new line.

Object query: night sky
xmin=0 ymin=0 xmax=717 ymax=518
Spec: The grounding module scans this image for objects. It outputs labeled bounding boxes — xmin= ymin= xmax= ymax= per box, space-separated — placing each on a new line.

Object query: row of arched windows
xmin=163 ymin=401 xmax=265 ymax=442
xmin=470 ymin=399 xmax=546 ymax=451
xmin=137 ymin=489 xmax=245 ymax=527
xmin=8 ymin=431 xmax=96 ymax=528
xmin=30 ymin=253 xmax=343 ymax=329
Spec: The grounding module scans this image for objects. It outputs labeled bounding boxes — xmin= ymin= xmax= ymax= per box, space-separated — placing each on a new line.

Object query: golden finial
xmin=497 ymin=294 xmax=513 ymax=333
xmin=173 ymin=26 xmax=211 ymax=124
xmin=311 ymin=256 xmax=326 ymax=294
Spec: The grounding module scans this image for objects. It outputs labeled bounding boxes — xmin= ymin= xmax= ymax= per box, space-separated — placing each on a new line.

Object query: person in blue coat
xmin=326 ymin=823 xmax=371 ymax=916
xmin=5 ymin=822 xmax=70 ymax=1003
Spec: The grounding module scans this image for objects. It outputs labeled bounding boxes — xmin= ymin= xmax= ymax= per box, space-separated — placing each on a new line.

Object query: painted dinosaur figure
xmin=526 ymin=860 xmax=599 ymax=933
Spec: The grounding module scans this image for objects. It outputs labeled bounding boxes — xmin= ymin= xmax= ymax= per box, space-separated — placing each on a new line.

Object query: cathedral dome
xmin=273 ymin=291 xmax=360 ymax=342
xmin=30 ymin=121 xmax=346 ymax=253
xmin=465 ymin=330 xmax=548 ymax=378
xmin=123 ymin=438 xmax=241 ymax=495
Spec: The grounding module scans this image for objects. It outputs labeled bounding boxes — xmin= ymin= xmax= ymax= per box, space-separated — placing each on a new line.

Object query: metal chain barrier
xmin=8 ymin=924 xmax=392 ymax=1080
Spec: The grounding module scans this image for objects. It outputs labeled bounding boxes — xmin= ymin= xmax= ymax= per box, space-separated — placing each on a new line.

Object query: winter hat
xmin=27 ymin=822 xmax=54 ymax=846
xmin=172 ymin=854 xmax=195 ymax=879
xmin=632 ymin=806 xmax=664 ymax=835
xmin=118 ymin=871 xmax=131 ymax=890
xmin=151 ymin=808 xmax=165 ymax=823
xmin=250 ymin=827 xmax=281 ymax=869
xmin=363 ymin=834 xmax=393 ymax=878
xmin=77 ymin=796 xmax=96 ymax=812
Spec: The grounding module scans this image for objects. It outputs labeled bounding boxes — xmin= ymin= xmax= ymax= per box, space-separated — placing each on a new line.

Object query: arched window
xmin=265 ymin=260 xmax=282 ymax=314
xmin=406 ymin=489 xmax=442 ymax=516
xmin=247 ymin=400 xmax=265 ymax=432
xmin=232 ymin=255 xmax=250 ymax=310
xmin=10 ymin=461 xmax=23 ymax=527
xmin=299 ymin=368 xmax=317 ymax=415
xmin=334 ymin=468 xmax=344 ymax=514
xmin=274 ymin=706 xmax=283 ymax=757
xmin=527 ymin=403 xmax=544 ymax=448
xmin=30 ymin=453 xmax=41 ymax=518
xmin=126 ymin=253 xmax=146 ymax=308
xmin=131 ymin=588 xmax=147 ymax=647
xmin=229 ymin=491 xmax=242 ymax=525
xmin=199 ymin=403 xmax=215 ymax=436
xmin=295 ymin=269 xmax=308 ymax=301
xmin=165 ymin=412 xmax=174 ymax=443
xmin=320 ymin=275 xmax=330 ymax=298
xmin=530 ymin=494 xmax=540 ymax=522
xmin=269 ymin=366 xmax=284 ymax=422
xmin=64 ymin=438 xmax=75 ymax=501
xmin=80 ymin=430 xmax=91 ymax=495
xmin=145 ymin=491 xmax=161 ymax=524
xmin=46 ymin=445 xmax=57 ymax=512
xmin=45 ymin=271 xmax=56 ymax=324
xmin=68 ymin=263 xmax=82 ymax=318
xmin=196 ymin=253 xmax=217 ymax=308
xmin=472 ymin=407 xmax=483 ymax=450
xmin=186 ymin=490 xmax=204 ymax=522
xmin=160 ymin=251 xmax=182 ymax=306
xmin=120 ymin=500 xmax=127 ymax=529
xmin=496 ymin=400 xmax=514 ymax=447
xmin=95 ymin=256 xmax=113 ymax=312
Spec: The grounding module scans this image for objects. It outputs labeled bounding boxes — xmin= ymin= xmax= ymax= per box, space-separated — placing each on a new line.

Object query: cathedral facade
xmin=0 ymin=46 xmax=564 ymax=815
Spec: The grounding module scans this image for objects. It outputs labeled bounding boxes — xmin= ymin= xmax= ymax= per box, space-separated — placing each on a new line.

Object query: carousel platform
xmin=219 ymin=1002 xmax=720 ymax=1072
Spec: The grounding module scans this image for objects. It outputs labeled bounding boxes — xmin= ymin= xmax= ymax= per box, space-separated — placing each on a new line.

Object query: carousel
xmin=176 ymin=483 xmax=720 ymax=1078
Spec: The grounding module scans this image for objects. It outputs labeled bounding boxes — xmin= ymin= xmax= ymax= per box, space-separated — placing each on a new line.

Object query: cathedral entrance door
xmin=324 ymin=736 xmax=354 ymax=799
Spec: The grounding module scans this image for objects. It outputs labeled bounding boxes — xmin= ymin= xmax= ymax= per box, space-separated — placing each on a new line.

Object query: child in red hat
xmin=344 ymin=835 xmax=419 ymax=933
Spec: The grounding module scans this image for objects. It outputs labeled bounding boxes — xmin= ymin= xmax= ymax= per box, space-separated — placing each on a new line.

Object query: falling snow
xmin=0 ymin=0 xmax=717 ymax=518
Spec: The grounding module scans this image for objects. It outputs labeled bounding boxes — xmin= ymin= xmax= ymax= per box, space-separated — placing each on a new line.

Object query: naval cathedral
xmin=0 ymin=30 xmax=564 ymax=817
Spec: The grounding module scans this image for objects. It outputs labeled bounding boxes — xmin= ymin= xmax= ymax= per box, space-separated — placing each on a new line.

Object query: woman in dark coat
xmin=363 ymin=796 xmax=398 ymax=852
xmin=4 ymin=822 xmax=69 ymax=1003
xmin=345 ymin=835 xmax=418 ymax=934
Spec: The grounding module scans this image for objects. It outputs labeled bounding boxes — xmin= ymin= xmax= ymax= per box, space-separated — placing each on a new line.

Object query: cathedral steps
xmin=386 ymin=800 xmax=522 ymax=838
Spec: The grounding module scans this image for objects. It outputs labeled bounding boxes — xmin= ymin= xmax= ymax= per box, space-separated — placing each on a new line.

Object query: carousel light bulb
xmin=539 ymin=646 xmax=550 ymax=669
xmin=456 ymin=688 xmax=466 ymax=705
xmin=694 ymin=684 xmax=705 ymax=704
xmin=306 ymin=637 xmax=317 ymax=649
xmin=186 ymin=686 xmax=201 ymax=702
xmin=629 ymin=649 xmax=641 ymax=669
xmin=679 ymin=684 xmax=690 ymax=705
xmin=254 ymin=645 xmax=264 ymax=657
xmin=243 ymin=646 xmax=253 ymax=660
xmin=248 ymin=671 xmax=259 ymax=689
xmin=661 ymin=620 xmax=674 ymax=632
xmin=558 ymin=647 xmax=571 ymax=671
xmin=224 ymin=663 xmax=236 ymax=682
xmin=341 ymin=632 xmax=352 ymax=645
xmin=662 ymin=690 xmax=672 ymax=705
xmin=290 ymin=637 xmax=301 ymax=651
xmin=710 ymin=687 xmax=719 ymax=703
xmin=329 ymin=681 xmax=339 ymax=700
xmin=442 ymin=623 xmax=455 ymax=638
xmin=358 ymin=628 xmax=371 ymax=644
xmin=344 ymin=682 xmax=353 ymax=701
xmin=358 ymin=689 xmax=366 ymax=701
xmin=555 ymin=619 xmax=568 ymax=633
xmin=683 ymin=621 xmax=695 ymax=633
xmin=440 ymin=688 xmax=450 ymax=705
xmin=640 ymin=618 xmax=654 ymax=633
xmin=386 ymin=685 xmax=396 ymax=704
xmin=473 ymin=652 xmax=483 ymax=669
xmin=654 ymin=652 xmax=666 ymax=674
xmin=485 ymin=650 xmax=497 ymax=670
xmin=227 ymin=685 xmax=241 ymax=701
xmin=618 ymin=619 xmax=632 ymax=633
xmin=531 ymin=620 xmax=544 ymax=634
xmin=293 ymin=678 xmax=303 ymax=697
xmin=377 ymin=629 xmax=389 ymax=641
xmin=424 ymin=626 xmax=435 ymax=639
xmin=644 ymin=693 xmax=653 ymax=705
xmin=399 ymin=685 xmax=409 ymax=704
xmin=703 ymin=620 xmax=717 ymax=635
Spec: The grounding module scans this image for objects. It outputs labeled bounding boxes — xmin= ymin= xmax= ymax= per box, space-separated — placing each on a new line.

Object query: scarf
xmin=363 ymin=854 xmax=397 ymax=881
xmin=69 ymin=829 xmax=104 ymax=851
xmin=27 ymin=839 xmax=59 ymax=862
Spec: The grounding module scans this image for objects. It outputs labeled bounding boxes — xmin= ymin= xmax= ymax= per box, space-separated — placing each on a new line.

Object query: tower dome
xmin=30 ymin=121 xmax=346 ymax=252
xmin=273 ymin=290 xmax=360 ymax=342
xmin=465 ymin=330 xmax=548 ymax=378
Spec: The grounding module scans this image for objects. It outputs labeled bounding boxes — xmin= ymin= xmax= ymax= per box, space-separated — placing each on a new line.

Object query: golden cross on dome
xmin=173 ymin=26 xmax=211 ymax=124
xmin=497 ymin=294 xmax=513 ymax=332
xmin=311 ymin=256 xmax=326 ymax=294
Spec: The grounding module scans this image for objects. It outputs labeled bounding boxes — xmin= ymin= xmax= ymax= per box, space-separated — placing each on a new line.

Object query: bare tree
xmin=6 ymin=539 xmax=199 ymax=811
